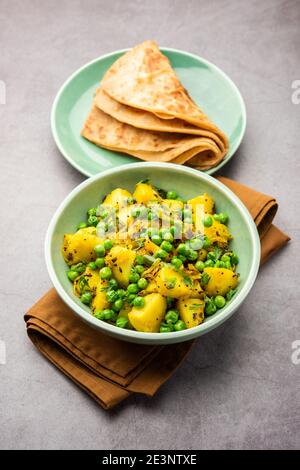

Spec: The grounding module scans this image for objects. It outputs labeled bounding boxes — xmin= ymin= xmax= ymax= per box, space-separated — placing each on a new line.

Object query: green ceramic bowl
xmin=51 ymin=48 xmax=246 ymax=177
xmin=45 ymin=163 xmax=260 ymax=345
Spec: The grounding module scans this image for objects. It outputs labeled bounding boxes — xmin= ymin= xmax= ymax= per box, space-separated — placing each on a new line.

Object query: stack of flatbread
xmin=82 ymin=41 xmax=228 ymax=170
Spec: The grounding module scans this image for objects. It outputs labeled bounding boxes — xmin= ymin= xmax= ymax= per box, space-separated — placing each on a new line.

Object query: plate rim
xmin=51 ymin=46 xmax=247 ymax=177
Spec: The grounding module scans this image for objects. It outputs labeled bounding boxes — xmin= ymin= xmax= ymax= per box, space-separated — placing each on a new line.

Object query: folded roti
xmin=81 ymin=105 xmax=226 ymax=170
xmin=94 ymin=88 xmax=226 ymax=153
xmin=100 ymin=40 xmax=228 ymax=150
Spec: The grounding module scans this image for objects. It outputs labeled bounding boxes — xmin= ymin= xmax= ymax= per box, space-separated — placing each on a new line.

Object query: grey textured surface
xmin=0 ymin=0 xmax=299 ymax=450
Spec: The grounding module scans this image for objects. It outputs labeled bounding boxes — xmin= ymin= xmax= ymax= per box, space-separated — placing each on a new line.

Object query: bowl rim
xmin=51 ymin=46 xmax=247 ymax=177
xmin=45 ymin=162 xmax=260 ymax=344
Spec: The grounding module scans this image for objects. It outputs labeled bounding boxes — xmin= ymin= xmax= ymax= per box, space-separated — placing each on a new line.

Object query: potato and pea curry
xmin=62 ymin=180 xmax=239 ymax=333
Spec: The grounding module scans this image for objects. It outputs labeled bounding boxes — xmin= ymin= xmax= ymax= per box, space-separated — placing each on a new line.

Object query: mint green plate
xmin=45 ymin=163 xmax=260 ymax=345
xmin=51 ymin=48 xmax=246 ymax=177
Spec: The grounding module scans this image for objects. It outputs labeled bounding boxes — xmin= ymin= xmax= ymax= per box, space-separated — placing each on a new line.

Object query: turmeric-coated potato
xmin=105 ymin=245 xmax=136 ymax=287
xmin=74 ymin=267 xmax=100 ymax=296
xmin=91 ymin=279 xmax=110 ymax=313
xmin=63 ymin=227 xmax=103 ymax=265
xmin=156 ymin=266 xmax=191 ymax=298
xmin=133 ymin=182 xmax=160 ymax=204
xmin=204 ymin=219 xmax=231 ymax=247
xmin=103 ymin=188 xmax=132 ymax=209
xmin=128 ymin=293 xmax=167 ymax=332
xmin=202 ymin=267 xmax=238 ymax=297
xmin=177 ymin=297 xmax=205 ymax=328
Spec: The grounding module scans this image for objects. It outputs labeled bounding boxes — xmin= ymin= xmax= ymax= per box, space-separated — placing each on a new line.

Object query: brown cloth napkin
xmin=24 ymin=178 xmax=290 ymax=409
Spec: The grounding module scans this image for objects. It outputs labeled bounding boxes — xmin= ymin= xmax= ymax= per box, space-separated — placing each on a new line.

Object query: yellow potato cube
xmin=156 ymin=266 xmax=191 ymax=298
xmin=203 ymin=267 xmax=238 ymax=297
xmin=128 ymin=293 xmax=167 ymax=332
xmin=177 ymin=297 xmax=205 ymax=328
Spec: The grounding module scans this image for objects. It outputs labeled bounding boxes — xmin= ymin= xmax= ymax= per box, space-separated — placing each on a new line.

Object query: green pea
xmin=225 ymin=261 xmax=231 ymax=270
xmin=160 ymin=323 xmax=173 ymax=333
xmin=104 ymin=239 xmax=114 ymax=250
xmin=80 ymin=292 xmax=92 ymax=305
xmin=166 ymin=296 xmax=174 ymax=308
xmin=127 ymin=197 xmax=135 ymax=205
xmin=133 ymin=296 xmax=145 ymax=308
xmin=189 ymin=238 xmax=203 ymax=251
xmin=127 ymin=294 xmax=136 ymax=304
xmin=214 ymin=260 xmax=220 ymax=268
xmin=111 ymin=311 xmax=118 ymax=322
xmin=116 ymin=317 xmax=129 ymax=328
xmin=129 ymin=272 xmax=140 ymax=283
xmin=127 ymin=283 xmax=139 ymax=294
xmin=205 ymin=301 xmax=217 ymax=316
xmin=207 ymin=251 xmax=216 ymax=261
xmin=203 ymin=214 xmax=213 ymax=227
xmin=213 ymin=213 xmax=221 ymax=221
xmin=171 ymin=257 xmax=183 ymax=270
xmin=204 ymin=259 xmax=215 ymax=267
xmin=221 ymin=254 xmax=231 ymax=263
xmin=203 ymin=236 xmax=211 ymax=249
xmin=177 ymin=243 xmax=187 ymax=255
xmin=112 ymin=299 xmax=124 ymax=312
xmin=166 ymin=190 xmax=177 ymax=199
xmin=100 ymin=209 xmax=109 ymax=219
xmin=174 ymin=320 xmax=187 ymax=331
xmin=160 ymin=240 xmax=173 ymax=253
xmin=102 ymin=309 xmax=114 ymax=321
xmin=67 ymin=270 xmax=78 ymax=282
xmin=214 ymin=295 xmax=226 ymax=309
xmin=219 ymin=212 xmax=228 ymax=224
xmin=108 ymin=278 xmax=118 ymax=290
xmin=187 ymin=249 xmax=198 ymax=261
xmin=106 ymin=289 xmax=118 ymax=303
xmin=87 ymin=215 xmax=98 ymax=227
xmin=87 ymin=207 xmax=97 ymax=217
xmin=95 ymin=257 xmax=105 ymax=269
xmin=178 ymin=254 xmax=187 ymax=262
xmin=159 ymin=228 xmax=168 ymax=238
xmin=155 ymin=249 xmax=168 ymax=259
xmin=77 ymin=222 xmax=87 ymax=230
xmin=136 ymin=255 xmax=145 ymax=265
xmin=100 ymin=266 xmax=112 ymax=280
xmin=165 ymin=310 xmax=179 ymax=324
xmin=88 ymin=261 xmax=97 ymax=270
xmin=147 ymin=227 xmax=159 ymax=238
xmin=116 ymin=289 xmax=126 ymax=299
xmin=152 ymin=234 xmax=162 ymax=246
xmin=218 ymin=261 xmax=226 ymax=268
xmin=231 ymin=253 xmax=239 ymax=265
xmin=94 ymin=244 xmax=106 ymax=257
xmin=195 ymin=261 xmax=205 ymax=272
xmin=162 ymin=231 xmax=174 ymax=242
xmin=137 ymin=278 xmax=148 ymax=290
xmin=94 ymin=310 xmax=106 ymax=320
xmin=135 ymin=264 xmax=145 ymax=274
xmin=131 ymin=207 xmax=141 ymax=218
